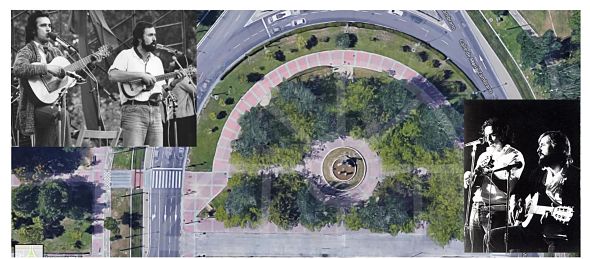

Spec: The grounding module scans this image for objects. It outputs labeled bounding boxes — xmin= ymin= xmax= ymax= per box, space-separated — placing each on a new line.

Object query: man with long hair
xmin=12 ymin=11 xmax=70 ymax=146
xmin=487 ymin=131 xmax=579 ymax=253
xmin=463 ymin=118 xmax=525 ymax=252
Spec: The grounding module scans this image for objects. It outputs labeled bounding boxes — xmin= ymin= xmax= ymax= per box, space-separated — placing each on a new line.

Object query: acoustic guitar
xmin=28 ymin=45 xmax=112 ymax=104
xmin=120 ymin=65 xmax=196 ymax=98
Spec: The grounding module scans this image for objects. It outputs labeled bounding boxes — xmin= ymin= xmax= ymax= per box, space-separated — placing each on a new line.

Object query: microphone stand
xmin=504 ymin=165 xmax=511 ymax=253
xmin=466 ymin=143 xmax=479 ymax=253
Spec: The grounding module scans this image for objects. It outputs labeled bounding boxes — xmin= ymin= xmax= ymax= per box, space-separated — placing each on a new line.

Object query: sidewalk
xmin=212 ymin=50 xmax=450 ymax=173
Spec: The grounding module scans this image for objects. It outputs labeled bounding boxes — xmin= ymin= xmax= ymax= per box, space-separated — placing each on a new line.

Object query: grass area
xmin=519 ymin=10 xmax=574 ymax=39
xmin=110 ymin=188 xmax=131 ymax=257
xmin=112 ymin=148 xmax=145 ymax=170
xmin=133 ymin=148 xmax=145 ymax=170
xmin=130 ymin=189 xmax=143 ymax=257
xmin=112 ymin=149 xmax=132 ymax=170
xmin=196 ymin=11 xmax=223 ymax=45
xmin=467 ymin=11 xmax=536 ymax=99
xmin=193 ymin=24 xmax=476 ymax=172
xmin=481 ymin=11 xmax=549 ymax=99
xmin=42 ymin=218 xmax=92 ymax=254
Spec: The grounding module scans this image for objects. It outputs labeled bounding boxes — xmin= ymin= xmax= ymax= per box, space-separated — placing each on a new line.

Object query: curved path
xmin=212 ymin=50 xmax=448 ymax=173
xmin=197 ymin=10 xmax=522 ymax=116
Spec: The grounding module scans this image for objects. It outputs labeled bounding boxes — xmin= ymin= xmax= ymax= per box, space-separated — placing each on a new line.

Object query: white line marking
xmin=261 ymin=17 xmax=271 ymax=38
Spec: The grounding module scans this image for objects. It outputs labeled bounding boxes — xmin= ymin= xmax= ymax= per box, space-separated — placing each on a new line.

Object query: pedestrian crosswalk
xmin=149 ymin=169 xmax=183 ymax=189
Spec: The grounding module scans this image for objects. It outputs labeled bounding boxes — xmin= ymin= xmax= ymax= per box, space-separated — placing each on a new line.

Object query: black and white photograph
xmin=11 ymin=10 xmax=197 ymax=147
xmin=463 ymin=100 xmax=580 ymax=255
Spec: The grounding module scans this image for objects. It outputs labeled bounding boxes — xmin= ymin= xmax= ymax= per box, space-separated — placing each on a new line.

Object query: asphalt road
xmin=196 ymin=10 xmax=516 ymax=115
xmin=148 ymin=187 xmax=182 ymax=257
xmin=191 ymin=232 xmax=464 ymax=257
xmin=146 ymin=147 xmax=189 ymax=257
xmin=151 ymin=147 xmax=189 ymax=169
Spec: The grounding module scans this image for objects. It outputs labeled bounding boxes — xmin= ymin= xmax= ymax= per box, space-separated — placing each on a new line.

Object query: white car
xmin=291 ymin=18 xmax=306 ymax=26
xmin=388 ymin=10 xmax=404 ymax=16
xmin=268 ymin=10 xmax=293 ymax=23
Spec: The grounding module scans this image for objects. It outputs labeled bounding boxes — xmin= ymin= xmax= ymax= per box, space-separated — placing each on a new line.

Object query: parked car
xmin=388 ymin=10 xmax=404 ymax=16
xmin=291 ymin=18 xmax=306 ymax=26
xmin=268 ymin=10 xmax=293 ymax=23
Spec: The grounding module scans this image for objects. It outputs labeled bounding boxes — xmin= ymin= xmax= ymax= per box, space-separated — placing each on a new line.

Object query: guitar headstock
xmin=92 ymin=45 xmax=113 ymax=62
xmin=553 ymin=206 xmax=574 ymax=224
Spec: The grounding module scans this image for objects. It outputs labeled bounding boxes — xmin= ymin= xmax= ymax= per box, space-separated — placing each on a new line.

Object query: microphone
xmin=488 ymin=161 xmax=523 ymax=174
xmin=465 ymin=137 xmax=484 ymax=147
xmin=156 ymin=44 xmax=183 ymax=55
xmin=48 ymin=32 xmax=78 ymax=53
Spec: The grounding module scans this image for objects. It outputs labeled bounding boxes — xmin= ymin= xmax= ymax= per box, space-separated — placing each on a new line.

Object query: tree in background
xmin=422 ymin=149 xmax=464 ymax=246
xmin=215 ymin=174 xmax=263 ymax=228
xmin=38 ymin=180 xmax=69 ymax=224
xmin=296 ymin=186 xmax=339 ymax=231
xmin=269 ymin=173 xmax=306 ymax=230
xmin=12 ymin=148 xmax=87 ymax=183
xmin=12 ymin=184 xmax=39 ymax=218
xmin=16 ymin=217 xmax=44 ymax=244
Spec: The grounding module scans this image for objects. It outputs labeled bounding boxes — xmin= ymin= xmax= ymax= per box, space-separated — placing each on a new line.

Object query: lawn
xmin=467 ymin=11 xmax=536 ymax=99
xmin=110 ymin=188 xmax=131 ymax=257
xmin=42 ymin=218 xmax=92 ymax=254
xmin=133 ymin=148 xmax=146 ymax=170
xmin=112 ymin=148 xmax=145 ymax=170
xmin=193 ymin=23 xmax=476 ymax=172
xmin=481 ymin=11 xmax=550 ymax=99
xmin=112 ymin=149 xmax=132 ymax=170
xmin=130 ymin=189 xmax=143 ymax=257
xmin=520 ymin=10 xmax=574 ymax=39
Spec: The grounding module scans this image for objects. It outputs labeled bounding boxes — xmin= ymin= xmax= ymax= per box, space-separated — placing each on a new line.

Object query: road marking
xmin=261 ymin=17 xmax=272 ymax=38
xmin=479 ymin=55 xmax=488 ymax=70
xmin=399 ymin=18 xmax=408 ymax=22
xmin=441 ymin=39 xmax=448 ymax=45
xmin=232 ymin=43 xmax=241 ymax=50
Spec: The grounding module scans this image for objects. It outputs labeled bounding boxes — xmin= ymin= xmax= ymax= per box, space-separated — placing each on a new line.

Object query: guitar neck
xmin=154 ymin=72 xmax=178 ymax=82
xmin=532 ymin=206 xmax=555 ymax=215
xmin=64 ymin=54 xmax=95 ymax=72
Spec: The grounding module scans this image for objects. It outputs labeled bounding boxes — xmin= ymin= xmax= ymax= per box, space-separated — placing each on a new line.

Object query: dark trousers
xmin=465 ymin=202 xmax=507 ymax=252
xmin=34 ymin=105 xmax=70 ymax=147
xmin=487 ymin=224 xmax=574 ymax=253
xmin=163 ymin=115 xmax=196 ymax=146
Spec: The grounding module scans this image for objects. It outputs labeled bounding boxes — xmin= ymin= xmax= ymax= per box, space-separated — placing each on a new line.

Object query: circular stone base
xmin=322 ymin=147 xmax=366 ymax=191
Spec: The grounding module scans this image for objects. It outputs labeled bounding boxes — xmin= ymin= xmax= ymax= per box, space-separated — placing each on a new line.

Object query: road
xmin=190 ymin=232 xmax=464 ymax=257
xmin=146 ymin=147 xmax=189 ymax=257
xmin=196 ymin=10 xmax=519 ymax=115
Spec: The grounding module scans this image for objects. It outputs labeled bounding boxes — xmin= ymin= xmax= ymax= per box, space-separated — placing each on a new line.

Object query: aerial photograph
xmin=10 ymin=9 xmax=580 ymax=257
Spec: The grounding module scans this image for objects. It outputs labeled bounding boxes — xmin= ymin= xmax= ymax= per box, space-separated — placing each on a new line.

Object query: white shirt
xmin=473 ymin=144 xmax=525 ymax=204
xmin=543 ymin=166 xmax=565 ymax=205
xmin=108 ymin=48 xmax=165 ymax=103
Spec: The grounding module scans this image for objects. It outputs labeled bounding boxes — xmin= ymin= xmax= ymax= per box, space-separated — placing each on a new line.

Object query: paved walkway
xmin=212 ymin=50 xmax=449 ymax=173
xmin=181 ymin=171 xmax=228 ymax=231
xmin=509 ymin=10 xmax=539 ymax=37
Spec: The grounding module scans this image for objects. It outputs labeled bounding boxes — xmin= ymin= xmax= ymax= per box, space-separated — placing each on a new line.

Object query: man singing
xmin=463 ymin=118 xmax=525 ymax=252
xmin=108 ymin=21 xmax=184 ymax=146
xmin=13 ymin=11 xmax=70 ymax=146
xmin=487 ymin=131 xmax=579 ymax=253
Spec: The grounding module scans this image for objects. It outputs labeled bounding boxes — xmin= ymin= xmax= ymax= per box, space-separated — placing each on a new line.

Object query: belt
xmin=123 ymin=100 xmax=160 ymax=106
